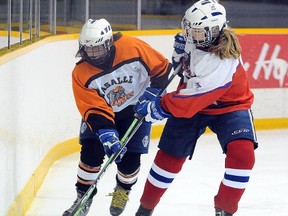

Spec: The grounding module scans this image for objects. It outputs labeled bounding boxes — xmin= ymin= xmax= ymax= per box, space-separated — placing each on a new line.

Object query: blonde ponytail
xmin=210 ymin=27 xmax=241 ymax=59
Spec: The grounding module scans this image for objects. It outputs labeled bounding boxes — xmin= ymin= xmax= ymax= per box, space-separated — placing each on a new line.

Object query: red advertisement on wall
xmin=238 ymin=34 xmax=288 ymax=88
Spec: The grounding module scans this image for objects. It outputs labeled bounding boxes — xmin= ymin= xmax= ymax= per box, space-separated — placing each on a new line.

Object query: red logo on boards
xmin=238 ymin=35 xmax=288 ymax=88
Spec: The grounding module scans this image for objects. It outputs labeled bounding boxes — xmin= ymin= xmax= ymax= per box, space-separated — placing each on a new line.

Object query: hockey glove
xmin=172 ymin=32 xmax=186 ymax=70
xmin=97 ymin=128 xmax=127 ymax=163
xmin=137 ymin=87 xmax=161 ymax=103
xmin=134 ymin=87 xmax=160 ymax=114
xmin=135 ymin=89 xmax=171 ymax=123
xmin=134 ymin=87 xmax=162 ymax=114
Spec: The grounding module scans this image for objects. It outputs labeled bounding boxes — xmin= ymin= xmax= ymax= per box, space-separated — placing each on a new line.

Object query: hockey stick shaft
xmin=70 ymin=63 xmax=182 ymax=215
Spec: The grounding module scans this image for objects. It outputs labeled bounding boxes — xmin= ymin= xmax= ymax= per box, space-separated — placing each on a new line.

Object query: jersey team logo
xmin=142 ymin=135 xmax=149 ymax=148
xmin=80 ymin=121 xmax=87 ymax=134
xmin=108 ymin=86 xmax=134 ymax=107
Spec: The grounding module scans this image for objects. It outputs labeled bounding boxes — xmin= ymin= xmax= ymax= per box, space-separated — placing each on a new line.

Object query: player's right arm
xmin=72 ymin=62 xmax=116 ymax=133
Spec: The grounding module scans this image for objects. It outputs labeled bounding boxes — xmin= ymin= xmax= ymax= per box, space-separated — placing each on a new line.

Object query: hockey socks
xmin=214 ymin=139 xmax=255 ymax=214
xmin=76 ymin=161 xmax=100 ymax=192
xmin=140 ymin=150 xmax=186 ymax=210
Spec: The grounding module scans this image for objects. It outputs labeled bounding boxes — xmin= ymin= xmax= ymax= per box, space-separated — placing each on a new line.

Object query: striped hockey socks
xmin=214 ymin=139 xmax=255 ymax=214
xmin=140 ymin=150 xmax=186 ymax=210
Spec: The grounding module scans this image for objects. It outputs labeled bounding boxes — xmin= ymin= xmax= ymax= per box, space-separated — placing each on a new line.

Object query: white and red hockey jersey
xmin=161 ymin=44 xmax=254 ymax=118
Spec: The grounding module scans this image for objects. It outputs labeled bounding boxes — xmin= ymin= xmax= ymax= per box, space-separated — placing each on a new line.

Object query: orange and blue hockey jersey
xmin=161 ymin=44 xmax=254 ymax=118
xmin=72 ymin=33 xmax=172 ymax=132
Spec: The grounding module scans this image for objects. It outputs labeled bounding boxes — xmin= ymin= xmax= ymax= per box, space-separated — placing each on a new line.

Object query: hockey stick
xmin=69 ymin=63 xmax=182 ymax=216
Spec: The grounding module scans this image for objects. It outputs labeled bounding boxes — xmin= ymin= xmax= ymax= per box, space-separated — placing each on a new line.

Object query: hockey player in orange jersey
xmin=62 ymin=18 xmax=172 ymax=216
xmin=134 ymin=0 xmax=258 ymax=215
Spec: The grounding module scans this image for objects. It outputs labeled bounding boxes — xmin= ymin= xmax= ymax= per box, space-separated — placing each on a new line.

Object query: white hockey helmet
xmin=182 ymin=0 xmax=226 ymax=48
xmin=78 ymin=18 xmax=113 ymax=64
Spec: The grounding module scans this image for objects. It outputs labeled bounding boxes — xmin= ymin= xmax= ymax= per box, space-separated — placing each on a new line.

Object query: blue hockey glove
xmin=97 ymin=128 xmax=127 ymax=163
xmin=135 ymin=94 xmax=171 ymax=123
xmin=134 ymin=87 xmax=162 ymax=114
xmin=138 ymin=87 xmax=161 ymax=103
xmin=134 ymin=87 xmax=160 ymax=114
xmin=172 ymin=33 xmax=186 ymax=70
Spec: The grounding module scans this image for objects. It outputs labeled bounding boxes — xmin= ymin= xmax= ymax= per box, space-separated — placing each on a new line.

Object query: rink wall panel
xmin=1 ymin=29 xmax=288 ymax=216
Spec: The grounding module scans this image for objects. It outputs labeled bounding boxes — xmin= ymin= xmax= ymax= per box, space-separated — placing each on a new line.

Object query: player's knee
xmin=80 ymin=138 xmax=105 ymax=166
xmin=117 ymin=152 xmax=141 ymax=174
xmin=226 ymin=139 xmax=255 ymax=169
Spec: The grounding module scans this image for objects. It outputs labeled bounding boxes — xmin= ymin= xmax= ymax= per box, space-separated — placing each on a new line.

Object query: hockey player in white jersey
xmin=134 ymin=0 xmax=258 ymax=215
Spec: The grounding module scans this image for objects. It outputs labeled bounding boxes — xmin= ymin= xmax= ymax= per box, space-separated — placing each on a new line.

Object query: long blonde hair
xmin=209 ymin=27 xmax=241 ymax=59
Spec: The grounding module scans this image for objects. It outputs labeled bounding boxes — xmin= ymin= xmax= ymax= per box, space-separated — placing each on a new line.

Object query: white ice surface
xmin=26 ymin=129 xmax=288 ymax=216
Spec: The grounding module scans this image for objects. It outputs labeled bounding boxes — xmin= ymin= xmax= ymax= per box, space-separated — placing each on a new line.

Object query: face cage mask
xmin=183 ymin=23 xmax=220 ymax=48
xmin=78 ymin=38 xmax=113 ymax=65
